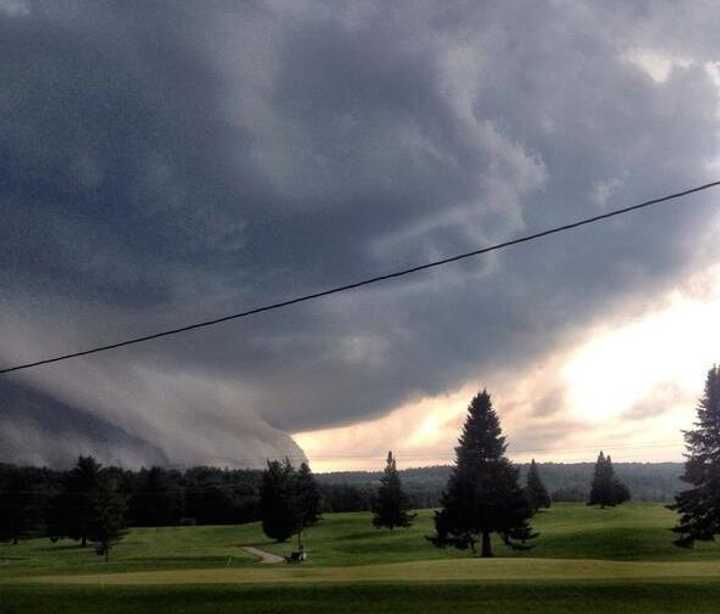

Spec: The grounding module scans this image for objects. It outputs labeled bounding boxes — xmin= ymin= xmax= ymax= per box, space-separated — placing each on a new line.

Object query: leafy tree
xmin=372 ymin=451 xmax=416 ymax=530
xmin=260 ymin=459 xmax=296 ymax=542
xmin=88 ymin=475 xmax=127 ymax=562
xmin=525 ymin=459 xmax=551 ymax=513
xmin=293 ymin=462 xmax=321 ymax=549
xmin=428 ymin=390 xmax=536 ymax=557
xmin=670 ymin=365 xmax=720 ymax=547
xmin=588 ymin=452 xmax=630 ymax=508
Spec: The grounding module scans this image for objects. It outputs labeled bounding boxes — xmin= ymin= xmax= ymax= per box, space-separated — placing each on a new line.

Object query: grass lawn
xmin=2 ymin=503 xmax=720 ymax=613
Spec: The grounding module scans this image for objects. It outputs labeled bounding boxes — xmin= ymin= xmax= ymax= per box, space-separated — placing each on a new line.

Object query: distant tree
xmin=670 ymin=365 xmax=720 ymax=548
xmin=88 ymin=475 xmax=127 ymax=562
xmin=260 ymin=459 xmax=296 ymax=543
xmin=588 ymin=452 xmax=630 ymax=508
xmin=61 ymin=456 xmax=103 ymax=546
xmin=525 ymin=459 xmax=551 ymax=513
xmin=372 ymin=451 xmax=416 ymax=530
xmin=292 ymin=462 xmax=322 ymax=549
xmin=319 ymin=483 xmax=372 ymax=513
xmin=128 ymin=467 xmax=183 ymax=527
xmin=428 ymin=390 xmax=536 ymax=557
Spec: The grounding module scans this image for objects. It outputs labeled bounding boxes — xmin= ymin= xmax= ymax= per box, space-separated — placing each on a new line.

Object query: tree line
xmin=4 ymin=364 xmax=720 ymax=557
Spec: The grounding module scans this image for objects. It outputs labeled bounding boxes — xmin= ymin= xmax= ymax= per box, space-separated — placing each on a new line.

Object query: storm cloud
xmin=1 ymin=1 xmax=719 ymax=467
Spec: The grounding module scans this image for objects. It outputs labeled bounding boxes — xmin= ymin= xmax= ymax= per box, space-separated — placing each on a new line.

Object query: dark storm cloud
xmin=1 ymin=0 xmax=719 ymax=466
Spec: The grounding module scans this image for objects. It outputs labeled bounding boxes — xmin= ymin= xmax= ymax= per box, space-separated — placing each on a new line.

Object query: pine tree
xmin=372 ymin=451 xmax=416 ymax=530
xmin=63 ymin=456 xmax=103 ymax=546
xmin=607 ymin=455 xmax=631 ymax=505
xmin=293 ymin=462 xmax=321 ymax=549
xmin=588 ymin=452 xmax=630 ymax=508
xmin=588 ymin=451 xmax=611 ymax=507
xmin=670 ymin=365 xmax=720 ymax=547
xmin=525 ymin=459 xmax=551 ymax=514
xmin=88 ymin=475 xmax=127 ymax=562
xmin=260 ymin=459 xmax=296 ymax=543
xmin=428 ymin=390 xmax=536 ymax=557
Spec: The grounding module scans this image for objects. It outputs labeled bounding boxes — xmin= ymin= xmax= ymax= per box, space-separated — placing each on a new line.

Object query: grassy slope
xmin=3 ymin=503 xmax=720 ymax=613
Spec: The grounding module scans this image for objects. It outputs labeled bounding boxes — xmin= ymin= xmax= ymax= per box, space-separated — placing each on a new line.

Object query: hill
xmin=317 ymin=462 xmax=684 ymax=506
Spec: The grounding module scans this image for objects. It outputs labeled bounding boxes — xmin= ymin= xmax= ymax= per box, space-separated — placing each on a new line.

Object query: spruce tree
xmin=293 ymin=462 xmax=321 ymax=549
xmin=588 ymin=451 xmax=610 ymax=507
xmin=588 ymin=452 xmax=630 ymax=508
xmin=607 ymin=455 xmax=631 ymax=505
xmin=525 ymin=459 xmax=551 ymax=514
xmin=670 ymin=365 xmax=720 ymax=547
xmin=428 ymin=390 xmax=536 ymax=557
xmin=260 ymin=459 xmax=296 ymax=543
xmin=88 ymin=475 xmax=127 ymax=562
xmin=63 ymin=456 xmax=103 ymax=546
xmin=372 ymin=451 xmax=416 ymax=530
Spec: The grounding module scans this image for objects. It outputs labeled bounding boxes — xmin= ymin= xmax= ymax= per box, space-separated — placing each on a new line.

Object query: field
xmin=3 ymin=503 xmax=720 ymax=612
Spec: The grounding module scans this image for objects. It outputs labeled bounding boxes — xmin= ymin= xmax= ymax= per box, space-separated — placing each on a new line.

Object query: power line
xmin=2 ymin=179 xmax=719 ymax=375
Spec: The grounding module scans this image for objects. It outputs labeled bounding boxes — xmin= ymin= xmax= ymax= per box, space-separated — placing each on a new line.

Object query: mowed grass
xmin=3 ymin=503 xmax=720 ymax=613
xmin=5 ymin=582 xmax=720 ymax=614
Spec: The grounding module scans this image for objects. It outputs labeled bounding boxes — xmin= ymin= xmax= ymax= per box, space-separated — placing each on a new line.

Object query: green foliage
xmin=260 ymin=459 xmax=322 ymax=545
xmin=0 ymin=466 xmax=43 ymax=544
xmin=670 ymin=365 xmax=720 ymax=548
xmin=88 ymin=475 xmax=128 ymax=562
xmin=55 ymin=456 xmax=104 ymax=546
xmin=260 ymin=459 xmax=296 ymax=543
xmin=293 ymin=462 xmax=322 ymax=548
xmin=429 ymin=390 xmax=536 ymax=557
xmin=588 ymin=452 xmax=631 ymax=508
xmin=372 ymin=452 xmax=416 ymax=530
xmin=128 ymin=467 xmax=183 ymax=527
xmin=525 ymin=459 xmax=551 ymax=513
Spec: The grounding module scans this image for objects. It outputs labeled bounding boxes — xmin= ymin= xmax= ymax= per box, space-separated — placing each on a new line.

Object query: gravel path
xmin=242 ymin=546 xmax=284 ymax=564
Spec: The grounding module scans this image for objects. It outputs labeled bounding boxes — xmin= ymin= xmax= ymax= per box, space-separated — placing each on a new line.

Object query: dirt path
xmin=242 ymin=546 xmax=284 ymax=564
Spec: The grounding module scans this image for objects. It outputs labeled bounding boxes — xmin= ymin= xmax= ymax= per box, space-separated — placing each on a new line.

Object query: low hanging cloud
xmin=1 ymin=1 xmax=720 ymax=468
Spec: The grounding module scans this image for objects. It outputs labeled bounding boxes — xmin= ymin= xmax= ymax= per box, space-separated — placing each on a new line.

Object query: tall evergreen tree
xmin=260 ymin=459 xmax=296 ymax=543
xmin=292 ymin=462 xmax=321 ymax=549
xmin=525 ymin=459 xmax=551 ymax=514
xmin=88 ymin=474 xmax=127 ymax=562
xmin=62 ymin=456 xmax=103 ymax=546
xmin=670 ymin=365 xmax=720 ymax=547
xmin=588 ymin=452 xmax=630 ymax=508
xmin=372 ymin=452 xmax=416 ymax=530
xmin=588 ymin=451 xmax=611 ymax=507
xmin=607 ymin=455 xmax=631 ymax=505
xmin=428 ymin=390 xmax=536 ymax=557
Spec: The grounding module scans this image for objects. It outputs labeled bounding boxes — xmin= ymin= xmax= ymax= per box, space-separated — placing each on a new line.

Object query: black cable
xmin=2 ymin=180 xmax=718 ymax=375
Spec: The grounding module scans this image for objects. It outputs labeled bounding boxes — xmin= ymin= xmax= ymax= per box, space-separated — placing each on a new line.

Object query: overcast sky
xmin=2 ymin=0 xmax=720 ymax=470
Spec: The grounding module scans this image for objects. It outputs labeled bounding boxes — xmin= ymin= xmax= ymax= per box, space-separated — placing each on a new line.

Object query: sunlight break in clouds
xmin=296 ymin=267 xmax=720 ymax=471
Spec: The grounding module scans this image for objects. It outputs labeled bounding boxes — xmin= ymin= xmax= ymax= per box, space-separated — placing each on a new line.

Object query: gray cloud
xmin=1 ymin=1 xmax=719 ymax=467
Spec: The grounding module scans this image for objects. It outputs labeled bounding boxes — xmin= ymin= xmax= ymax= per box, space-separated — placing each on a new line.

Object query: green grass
xmin=4 ymin=582 xmax=720 ymax=614
xmin=3 ymin=503 xmax=720 ymax=613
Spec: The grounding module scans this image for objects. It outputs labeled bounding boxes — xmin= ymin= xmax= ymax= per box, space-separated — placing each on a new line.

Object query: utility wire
xmin=2 ymin=180 xmax=719 ymax=375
